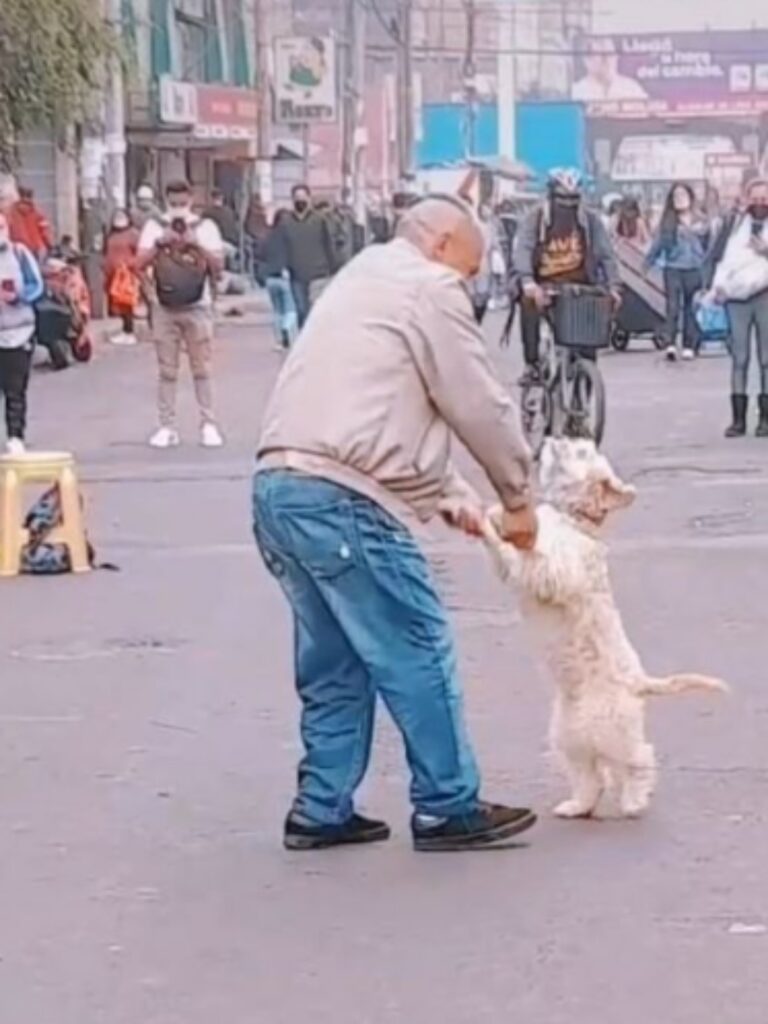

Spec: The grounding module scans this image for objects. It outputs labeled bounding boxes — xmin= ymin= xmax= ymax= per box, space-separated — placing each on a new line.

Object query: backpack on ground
xmin=20 ymin=485 xmax=116 ymax=575
xmin=154 ymin=243 xmax=208 ymax=309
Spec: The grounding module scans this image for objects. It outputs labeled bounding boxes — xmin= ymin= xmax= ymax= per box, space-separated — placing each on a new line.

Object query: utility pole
xmin=497 ymin=0 xmax=517 ymax=161
xmin=396 ymin=0 xmax=414 ymax=183
xmin=341 ymin=0 xmax=364 ymax=203
xmin=254 ymin=0 xmax=273 ymax=205
xmin=462 ymin=0 xmax=477 ymax=159
xmin=104 ymin=0 xmax=127 ymax=210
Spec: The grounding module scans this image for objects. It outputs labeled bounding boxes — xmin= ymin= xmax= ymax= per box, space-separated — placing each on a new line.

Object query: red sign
xmin=195 ymin=85 xmax=258 ymax=141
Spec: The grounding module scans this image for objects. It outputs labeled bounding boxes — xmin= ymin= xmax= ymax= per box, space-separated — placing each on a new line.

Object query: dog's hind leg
xmin=554 ymin=755 xmax=603 ymax=819
xmin=617 ymin=744 xmax=657 ymax=818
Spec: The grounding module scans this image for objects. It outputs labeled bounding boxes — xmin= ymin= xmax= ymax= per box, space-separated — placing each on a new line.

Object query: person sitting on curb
xmin=252 ymin=194 xmax=538 ymax=854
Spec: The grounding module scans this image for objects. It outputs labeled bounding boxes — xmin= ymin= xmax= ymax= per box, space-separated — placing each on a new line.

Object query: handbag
xmin=109 ymin=263 xmax=139 ymax=308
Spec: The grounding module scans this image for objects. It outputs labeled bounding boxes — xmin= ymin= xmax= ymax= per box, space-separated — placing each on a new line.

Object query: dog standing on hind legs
xmin=481 ymin=438 xmax=729 ymax=820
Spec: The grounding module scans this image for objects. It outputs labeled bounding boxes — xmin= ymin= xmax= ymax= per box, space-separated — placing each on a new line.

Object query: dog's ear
xmin=600 ymin=476 xmax=637 ymax=512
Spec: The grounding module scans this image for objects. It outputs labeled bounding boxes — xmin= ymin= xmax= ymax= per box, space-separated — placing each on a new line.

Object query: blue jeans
xmin=252 ymin=470 xmax=480 ymax=825
xmin=291 ymin=280 xmax=311 ymax=328
xmin=265 ymin=276 xmax=298 ymax=346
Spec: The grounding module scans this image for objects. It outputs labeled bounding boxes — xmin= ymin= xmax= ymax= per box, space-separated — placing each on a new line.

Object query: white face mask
xmin=113 ymin=218 xmax=130 ymax=231
xmin=168 ymin=204 xmax=193 ymax=222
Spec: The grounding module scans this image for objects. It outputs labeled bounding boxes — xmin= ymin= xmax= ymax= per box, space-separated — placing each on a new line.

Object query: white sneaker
xmin=681 ymin=348 xmax=695 ymax=361
xmin=665 ymin=345 xmax=677 ymax=362
xmin=200 ymin=423 xmax=225 ymax=448
xmin=148 ymin=427 xmax=180 ymax=449
xmin=5 ymin=438 xmax=26 ymax=456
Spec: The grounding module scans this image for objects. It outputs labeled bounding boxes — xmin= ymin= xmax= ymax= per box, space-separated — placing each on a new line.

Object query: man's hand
xmin=712 ymin=286 xmax=727 ymax=306
xmin=499 ymin=504 xmax=538 ymax=551
xmin=438 ymin=496 xmax=485 ymax=538
xmin=610 ymin=288 xmax=623 ymax=311
xmin=523 ymin=282 xmax=549 ymax=312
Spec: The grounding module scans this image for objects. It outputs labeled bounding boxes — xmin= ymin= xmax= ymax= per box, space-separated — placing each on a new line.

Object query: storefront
xmin=126 ymin=77 xmax=258 ymax=205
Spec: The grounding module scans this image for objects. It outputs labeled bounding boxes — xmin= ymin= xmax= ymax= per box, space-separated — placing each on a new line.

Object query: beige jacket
xmin=257 ymin=237 xmax=531 ymax=525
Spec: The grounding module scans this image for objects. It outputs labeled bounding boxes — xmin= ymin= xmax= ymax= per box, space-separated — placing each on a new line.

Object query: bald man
xmin=253 ymin=194 xmax=537 ymax=852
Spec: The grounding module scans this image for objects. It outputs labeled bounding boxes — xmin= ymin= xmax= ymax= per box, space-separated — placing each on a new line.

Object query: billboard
xmin=274 ymin=36 xmax=338 ymax=125
xmin=570 ymin=30 xmax=768 ymax=119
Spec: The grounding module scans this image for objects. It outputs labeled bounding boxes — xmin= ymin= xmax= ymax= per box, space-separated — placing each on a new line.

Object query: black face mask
xmin=552 ymin=193 xmax=580 ymax=210
xmin=294 ymin=200 xmax=309 ymax=215
xmin=749 ymin=203 xmax=768 ymax=221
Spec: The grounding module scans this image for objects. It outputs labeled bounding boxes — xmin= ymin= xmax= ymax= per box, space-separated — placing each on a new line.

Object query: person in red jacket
xmin=104 ymin=209 xmax=140 ymax=345
xmin=8 ymin=187 xmax=53 ymax=260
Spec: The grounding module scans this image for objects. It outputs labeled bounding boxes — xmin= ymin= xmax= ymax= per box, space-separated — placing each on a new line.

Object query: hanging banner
xmin=274 ymin=36 xmax=338 ymax=125
xmin=569 ymin=30 xmax=768 ymax=119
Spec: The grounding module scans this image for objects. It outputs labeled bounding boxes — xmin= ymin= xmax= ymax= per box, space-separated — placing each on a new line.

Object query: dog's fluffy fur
xmin=483 ymin=438 xmax=728 ymax=819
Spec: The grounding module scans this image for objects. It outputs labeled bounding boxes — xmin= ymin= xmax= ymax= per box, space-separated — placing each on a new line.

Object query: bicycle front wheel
xmin=566 ymin=358 xmax=606 ymax=445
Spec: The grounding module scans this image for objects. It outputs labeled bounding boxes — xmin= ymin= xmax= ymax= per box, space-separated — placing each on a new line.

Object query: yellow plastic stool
xmin=0 ymin=451 xmax=91 ymax=578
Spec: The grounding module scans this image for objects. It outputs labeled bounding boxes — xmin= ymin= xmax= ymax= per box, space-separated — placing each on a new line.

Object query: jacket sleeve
xmin=16 ymin=245 xmax=43 ymax=304
xmin=705 ymin=216 xmax=735 ymax=290
xmin=644 ymin=228 xmax=664 ymax=270
xmin=513 ymin=209 xmax=540 ymax=284
xmin=591 ymin=214 xmax=621 ymax=289
xmin=408 ymin=276 xmax=533 ymax=511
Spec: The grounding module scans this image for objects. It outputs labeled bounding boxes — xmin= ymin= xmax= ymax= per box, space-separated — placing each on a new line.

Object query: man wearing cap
xmin=252 ymin=194 xmax=538 ymax=853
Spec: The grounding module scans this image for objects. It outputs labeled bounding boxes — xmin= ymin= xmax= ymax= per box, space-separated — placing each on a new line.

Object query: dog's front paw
xmin=619 ymin=798 xmax=649 ymax=819
xmin=553 ymin=799 xmax=595 ymax=819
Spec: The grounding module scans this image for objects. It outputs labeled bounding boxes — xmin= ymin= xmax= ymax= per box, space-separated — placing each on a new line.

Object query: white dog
xmin=482 ymin=438 xmax=728 ymax=819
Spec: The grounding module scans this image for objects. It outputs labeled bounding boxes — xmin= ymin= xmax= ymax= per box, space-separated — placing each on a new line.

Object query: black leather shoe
xmin=284 ymin=813 xmax=391 ymax=851
xmin=412 ymin=802 xmax=537 ymax=852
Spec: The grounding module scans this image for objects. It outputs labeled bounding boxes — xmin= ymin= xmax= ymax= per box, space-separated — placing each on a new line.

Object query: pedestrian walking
xmin=709 ymin=177 xmax=768 ymax=438
xmin=280 ymin=184 xmax=337 ymax=327
xmin=261 ymin=211 xmax=298 ymax=352
xmin=104 ymin=209 xmax=140 ymax=346
xmin=0 ymin=211 xmax=44 ymax=454
xmin=130 ymin=184 xmax=162 ymax=231
xmin=253 ymin=195 xmax=538 ymax=853
xmin=203 ymin=188 xmax=239 ymax=248
xmin=136 ymin=180 xmax=225 ymax=449
xmin=645 ymin=182 xmax=712 ymax=361
xmin=7 ymin=186 xmax=53 ymax=262
xmin=244 ymin=194 xmax=269 ymax=284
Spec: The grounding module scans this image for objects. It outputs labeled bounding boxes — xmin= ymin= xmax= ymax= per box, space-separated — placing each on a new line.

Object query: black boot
xmin=725 ymin=395 xmax=748 ymax=438
xmin=757 ymin=395 xmax=768 ymax=437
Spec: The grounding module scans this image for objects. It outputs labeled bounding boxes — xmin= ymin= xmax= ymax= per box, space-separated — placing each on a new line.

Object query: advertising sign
xmin=705 ymin=152 xmax=754 ymax=204
xmin=158 ymin=77 xmax=258 ymax=141
xmin=274 ymin=36 xmax=338 ymax=125
xmin=570 ymin=30 xmax=768 ymax=119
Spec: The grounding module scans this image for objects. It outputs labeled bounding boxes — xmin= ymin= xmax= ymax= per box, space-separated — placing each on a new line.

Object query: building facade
xmin=124 ymin=0 xmax=261 ymax=204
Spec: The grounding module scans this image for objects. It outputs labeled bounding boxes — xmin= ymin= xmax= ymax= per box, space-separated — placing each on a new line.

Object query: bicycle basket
xmin=551 ymin=287 xmax=613 ymax=349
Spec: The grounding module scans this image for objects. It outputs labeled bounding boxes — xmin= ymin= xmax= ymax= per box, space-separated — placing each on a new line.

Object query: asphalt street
xmin=1 ymin=311 xmax=766 ymax=1024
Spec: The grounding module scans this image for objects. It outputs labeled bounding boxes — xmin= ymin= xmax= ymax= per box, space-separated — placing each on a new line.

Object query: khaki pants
xmin=153 ymin=305 xmax=216 ymax=427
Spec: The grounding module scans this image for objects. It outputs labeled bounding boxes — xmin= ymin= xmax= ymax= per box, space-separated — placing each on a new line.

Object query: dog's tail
xmin=638 ymin=674 xmax=730 ymax=698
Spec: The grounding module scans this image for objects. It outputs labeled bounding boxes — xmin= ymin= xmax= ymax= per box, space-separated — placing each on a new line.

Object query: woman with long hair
xmin=614 ymin=196 xmax=651 ymax=250
xmin=645 ymin=182 xmax=712 ymax=361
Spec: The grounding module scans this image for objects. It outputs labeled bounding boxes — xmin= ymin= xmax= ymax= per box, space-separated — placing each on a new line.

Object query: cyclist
xmin=514 ymin=168 xmax=621 ymax=382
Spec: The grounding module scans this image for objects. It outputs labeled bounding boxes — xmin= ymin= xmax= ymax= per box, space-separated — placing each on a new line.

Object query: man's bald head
xmin=397 ymin=195 xmax=484 ymax=280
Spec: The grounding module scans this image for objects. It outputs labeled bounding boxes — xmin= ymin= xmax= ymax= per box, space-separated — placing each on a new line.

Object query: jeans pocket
xmin=278 ymin=500 xmax=359 ymax=580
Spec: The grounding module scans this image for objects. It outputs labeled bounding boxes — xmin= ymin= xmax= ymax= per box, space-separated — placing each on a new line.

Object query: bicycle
xmin=520 ymin=284 xmax=612 ymax=455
